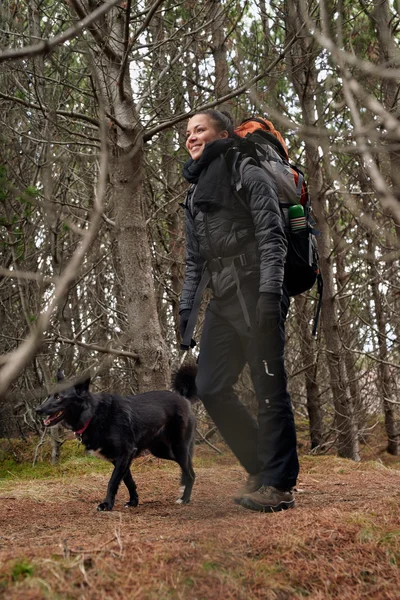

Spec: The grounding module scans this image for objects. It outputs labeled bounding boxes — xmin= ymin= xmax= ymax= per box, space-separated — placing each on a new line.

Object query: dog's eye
xmin=55 ymin=394 xmax=60 ymax=400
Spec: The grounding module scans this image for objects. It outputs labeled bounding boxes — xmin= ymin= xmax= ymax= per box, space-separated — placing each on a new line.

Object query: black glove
xmin=179 ymin=309 xmax=196 ymax=349
xmin=256 ymin=293 xmax=282 ymax=333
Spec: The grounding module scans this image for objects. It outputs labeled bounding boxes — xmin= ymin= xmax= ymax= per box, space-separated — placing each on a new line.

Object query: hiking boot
xmin=233 ymin=473 xmax=261 ymax=504
xmin=239 ymin=485 xmax=295 ymax=512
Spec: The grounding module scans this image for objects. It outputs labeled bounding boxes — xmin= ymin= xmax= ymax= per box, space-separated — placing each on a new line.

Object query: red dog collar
xmin=75 ymin=417 xmax=92 ymax=436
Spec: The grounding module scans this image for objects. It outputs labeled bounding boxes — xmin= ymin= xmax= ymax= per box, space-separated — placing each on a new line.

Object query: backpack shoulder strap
xmin=237 ymin=157 xmax=256 ymax=193
xmin=223 ymin=147 xmax=255 ymax=214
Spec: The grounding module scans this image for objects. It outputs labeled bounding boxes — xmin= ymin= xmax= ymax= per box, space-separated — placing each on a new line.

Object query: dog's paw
xmin=176 ymin=497 xmax=190 ymax=505
xmin=124 ymin=499 xmax=139 ymax=508
xmin=97 ymin=502 xmax=113 ymax=511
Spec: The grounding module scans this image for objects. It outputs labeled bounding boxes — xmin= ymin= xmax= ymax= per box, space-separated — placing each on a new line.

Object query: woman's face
xmin=185 ymin=114 xmax=228 ymax=160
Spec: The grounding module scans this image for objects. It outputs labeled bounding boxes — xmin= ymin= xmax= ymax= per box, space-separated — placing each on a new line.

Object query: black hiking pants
xmin=196 ymin=285 xmax=299 ymax=490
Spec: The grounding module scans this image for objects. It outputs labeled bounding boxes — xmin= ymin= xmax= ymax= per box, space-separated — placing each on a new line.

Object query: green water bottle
xmin=289 ymin=203 xmax=307 ymax=232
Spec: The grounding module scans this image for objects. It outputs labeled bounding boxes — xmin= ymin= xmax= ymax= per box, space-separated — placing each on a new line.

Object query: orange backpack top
xmin=235 ymin=117 xmax=289 ymax=159
xmin=234 ymin=117 xmax=308 ymax=206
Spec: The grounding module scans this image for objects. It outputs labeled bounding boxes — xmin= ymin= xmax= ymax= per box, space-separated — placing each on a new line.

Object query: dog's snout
xmin=35 ymin=406 xmax=44 ymax=415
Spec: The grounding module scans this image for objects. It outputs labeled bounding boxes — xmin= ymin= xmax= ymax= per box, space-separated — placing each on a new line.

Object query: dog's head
xmin=36 ymin=370 xmax=92 ymax=431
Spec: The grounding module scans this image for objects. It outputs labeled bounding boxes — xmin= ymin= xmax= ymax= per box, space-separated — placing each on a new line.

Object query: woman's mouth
xmin=190 ymin=144 xmax=203 ymax=157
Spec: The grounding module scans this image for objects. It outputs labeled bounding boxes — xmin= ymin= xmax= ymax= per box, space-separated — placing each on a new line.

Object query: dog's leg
xmin=179 ymin=454 xmax=195 ymax=504
xmin=172 ymin=443 xmax=195 ymax=505
xmin=97 ymin=454 xmax=136 ymax=511
xmin=123 ymin=469 xmax=139 ymax=508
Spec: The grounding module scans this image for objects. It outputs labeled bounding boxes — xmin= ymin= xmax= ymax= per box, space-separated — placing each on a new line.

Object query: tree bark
xmin=285 ymin=0 xmax=360 ymax=459
xmin=330 ymin=204 xmax=364 ymax=440
xmin=91 ymin=6 xmax=170 ymax=392
xmin=210 ymin=0 xmax=230 ymax=105
xmin=294 ymin=295 xmax=324 ymax=449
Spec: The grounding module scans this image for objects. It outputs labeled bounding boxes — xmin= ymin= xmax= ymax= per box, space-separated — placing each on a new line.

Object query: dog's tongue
xmin=44 ymin=411 xmax=63 ymax=426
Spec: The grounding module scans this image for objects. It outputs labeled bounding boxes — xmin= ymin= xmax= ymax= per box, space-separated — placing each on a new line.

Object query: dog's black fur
xmin=36 ymin=364 xmax=198 ymax=511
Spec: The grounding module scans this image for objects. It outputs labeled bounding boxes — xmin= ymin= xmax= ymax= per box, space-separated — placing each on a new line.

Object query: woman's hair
xmin=194 ymin=109 xmax=235 ymax=137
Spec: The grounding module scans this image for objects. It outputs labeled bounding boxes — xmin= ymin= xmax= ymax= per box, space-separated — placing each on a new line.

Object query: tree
xmin=0 ymin=0 xmax=399 ymax=461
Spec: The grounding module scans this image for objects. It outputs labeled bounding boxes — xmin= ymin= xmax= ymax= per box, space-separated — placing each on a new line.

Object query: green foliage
xmin=0 ymin=438 xmax=110 ymax=480
xmin=11 ymin=559 xmax=34 ymax=582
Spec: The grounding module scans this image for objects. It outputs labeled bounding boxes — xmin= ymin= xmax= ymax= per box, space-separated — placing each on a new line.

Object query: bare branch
xmin=143 ymin=27 xmax=305 ymax=141
xmin=299 ymin=0 xmax=400 ymax=80
xmin=0 ymin=91 xmax=99 ymax=127
xmin=50 ymin=336 xmax=139 ymax=360
xmin=69 ymin=0 xmax=121 ymax=63
xmin=0 ymin=267 xmax=55 ymax=284
xmin=0 ymin=85 xmax=110 ymax=400
xmin=118 ymin=0 xmax=166 ymax=100
xmin=0 ymin=0 xmax=123 ymax=63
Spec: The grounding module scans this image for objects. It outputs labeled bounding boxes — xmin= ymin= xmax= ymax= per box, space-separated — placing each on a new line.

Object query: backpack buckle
xmin=233 ymin=254 xmax=248 ymax=268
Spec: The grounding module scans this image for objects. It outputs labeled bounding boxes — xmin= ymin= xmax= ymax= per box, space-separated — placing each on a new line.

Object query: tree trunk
xmin=364 ymin=212 xmax=399 ymax=454
xmin=210 ymin=0 xmax=230 ymax=105
xmin=294 ymin=295 xmax=324 ymax=449
xmin=330 ymin=204 xmax=364 ymax=439
xmin=370 ymin=0 xmax=400 ymax=233
xmin=285 ymin=0 xmax=360 ymax=459
xmin=87 ymin=5 xmax=170 ymax=392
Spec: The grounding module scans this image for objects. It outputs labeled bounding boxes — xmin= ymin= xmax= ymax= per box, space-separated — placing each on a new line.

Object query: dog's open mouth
xmin=43 ymin=411 xmax=65 ymax=426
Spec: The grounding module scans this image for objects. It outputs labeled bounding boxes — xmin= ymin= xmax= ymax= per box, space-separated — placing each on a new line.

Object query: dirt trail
xmin=0 ymin=453 xmax=399 ymax=599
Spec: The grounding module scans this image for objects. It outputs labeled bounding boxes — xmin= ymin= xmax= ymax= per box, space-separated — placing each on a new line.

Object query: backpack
xmin=226 ymin=117 xmax=323 ymax=334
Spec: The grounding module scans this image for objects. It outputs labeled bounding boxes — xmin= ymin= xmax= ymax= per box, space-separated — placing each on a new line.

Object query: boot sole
xmin=239 ymin=497 xmax=295 ymax=512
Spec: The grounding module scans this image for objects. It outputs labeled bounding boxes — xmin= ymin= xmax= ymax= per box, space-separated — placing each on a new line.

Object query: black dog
xmin=36 ymin=364 xmax=198 ymax=511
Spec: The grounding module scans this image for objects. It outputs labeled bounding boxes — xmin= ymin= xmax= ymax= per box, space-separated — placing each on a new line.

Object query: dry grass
xmin=0 ymin=444 xmax=399 ymax=600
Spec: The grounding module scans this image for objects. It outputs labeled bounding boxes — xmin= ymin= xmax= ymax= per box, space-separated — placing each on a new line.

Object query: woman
xmin=179 ymin=109 xmax=299 ymax=512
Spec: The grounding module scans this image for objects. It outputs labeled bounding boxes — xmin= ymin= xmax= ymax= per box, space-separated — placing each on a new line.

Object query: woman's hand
xmin=179 ymin=309 xmax=197 ymax=349
xmin=256 ymin=293 xmax=282 ymax=333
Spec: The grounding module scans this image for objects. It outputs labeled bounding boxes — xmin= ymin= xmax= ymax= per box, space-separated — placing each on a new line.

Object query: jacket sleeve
xmin=241 ymin=164 xmax=287 ymax=296
xmin=179 ymin=193 xmax=205 ymax=312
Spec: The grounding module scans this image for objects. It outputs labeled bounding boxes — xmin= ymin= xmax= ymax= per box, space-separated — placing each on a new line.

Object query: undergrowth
xmin=0 ymin=434 xmax=399 ymax=600
xmin=1 ymin=408 xmax=399 ymax=483
xmin=0 ymin=435 xmax=235 ymax=482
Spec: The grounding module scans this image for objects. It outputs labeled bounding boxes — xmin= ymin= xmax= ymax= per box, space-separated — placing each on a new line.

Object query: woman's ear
xmin=219 ymin=130 xmax=229 ymax=139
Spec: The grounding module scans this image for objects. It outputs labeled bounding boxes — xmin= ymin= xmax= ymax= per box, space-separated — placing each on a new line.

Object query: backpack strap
xmin=223 ymin=149 xmax=257 ymax=213
xmin=208 ymin=252 xmax=258 ymax=331
xmin=312 ymin=273 xmax=323 ymax=337
xmin=181 ymin=265 xmax=211 ymax=349
xmin=181 ymin=249 xmax=257 ymax=348
xmin=237 ymin=157 xmax=257 ymax=194
xmin=296 ymin=171 xmax=303 ymax=199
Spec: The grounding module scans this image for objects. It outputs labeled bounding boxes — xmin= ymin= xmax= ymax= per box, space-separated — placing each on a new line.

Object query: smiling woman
xmin=185 ymin=112 xmax=230 ymax=160
xmin=178 ymin=109 xmax=299 ymax=513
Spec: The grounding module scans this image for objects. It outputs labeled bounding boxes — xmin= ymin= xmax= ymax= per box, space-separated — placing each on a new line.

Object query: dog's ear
xmin=74 ymin=377 xmax=91 ymax=395
xmin=57 ymin=369 xmax=65 ymax=382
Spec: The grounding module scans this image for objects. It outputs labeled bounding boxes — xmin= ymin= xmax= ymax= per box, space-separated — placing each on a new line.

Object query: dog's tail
xmin=171 ymin=362 xmax=198 ymax=402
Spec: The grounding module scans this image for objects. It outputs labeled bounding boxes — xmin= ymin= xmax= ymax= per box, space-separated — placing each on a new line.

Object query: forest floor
xmin=0 ymin=435 xmax=399 ymax=600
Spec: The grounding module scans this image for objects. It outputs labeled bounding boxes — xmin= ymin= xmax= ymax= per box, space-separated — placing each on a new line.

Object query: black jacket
xmin=179 ymin=153 xmax=287 ymax=312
